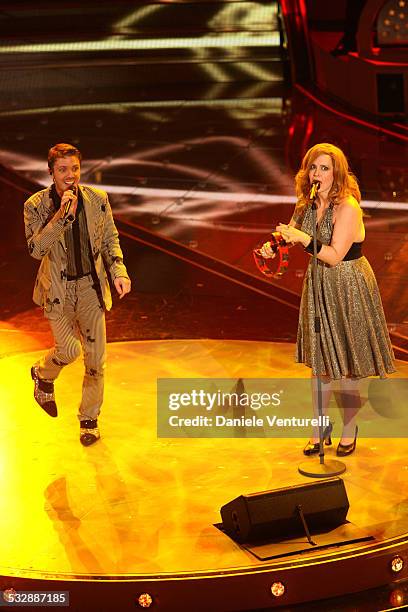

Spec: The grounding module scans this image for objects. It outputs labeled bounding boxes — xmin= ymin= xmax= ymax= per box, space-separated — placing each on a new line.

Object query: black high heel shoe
xmin=303 ymin=423 xmax=333 ymax=456
xmin=336 ymin=426 xmax=358 ymax=457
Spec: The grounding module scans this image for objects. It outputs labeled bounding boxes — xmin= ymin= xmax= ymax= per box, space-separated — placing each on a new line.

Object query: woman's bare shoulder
xmin=336 ymin=195 xmax=360 ymax=210
xmin=335 ymin=196 xmax=362 ymax=218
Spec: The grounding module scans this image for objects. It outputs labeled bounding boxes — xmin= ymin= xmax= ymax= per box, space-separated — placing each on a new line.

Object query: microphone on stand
xmin=63 ymin=186 xmax=77 ymax=220
xmin=309 ymin=180 xmax=321 ymax=201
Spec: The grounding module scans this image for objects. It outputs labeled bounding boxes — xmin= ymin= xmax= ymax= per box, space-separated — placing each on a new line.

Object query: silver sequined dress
xmin=296 ymin=202 xmax=396 ymax=379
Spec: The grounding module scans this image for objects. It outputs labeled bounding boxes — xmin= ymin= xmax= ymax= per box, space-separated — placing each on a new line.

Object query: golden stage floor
xmin=0 ymin=339 xmax=407 ymax=578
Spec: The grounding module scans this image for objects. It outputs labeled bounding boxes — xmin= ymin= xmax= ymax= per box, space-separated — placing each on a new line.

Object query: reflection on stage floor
xmin=1 ymin=339 xmax=407 ymax=581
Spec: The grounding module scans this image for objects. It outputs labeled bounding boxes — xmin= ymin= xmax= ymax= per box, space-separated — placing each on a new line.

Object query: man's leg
xmin=75 ymin=275 xmax=106 ymax=444
xmin=32 ymin=284 xmax=81 ymax=416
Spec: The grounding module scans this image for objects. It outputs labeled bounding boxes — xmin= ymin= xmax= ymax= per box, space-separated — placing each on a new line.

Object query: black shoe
xmin=303 ymin=423 xmax=333 ymax=456
xmin=336 ymin=426 xmax=358 ymax=457
xmin=31 ymin=365 xmax=57 ymax=417
xmin=80 ymin=419 xmax=100 ymax=446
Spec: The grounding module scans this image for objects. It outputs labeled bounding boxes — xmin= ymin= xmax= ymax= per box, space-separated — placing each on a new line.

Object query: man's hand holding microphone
xmin=59 ymin=186 xmax=78 ymax=222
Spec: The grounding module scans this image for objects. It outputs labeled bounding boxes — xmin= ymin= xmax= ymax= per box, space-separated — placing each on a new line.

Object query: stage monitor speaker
xmin=220 ymin=477 xmax=349 ymax=543
xmin=377 ymin=73 xmax=404 ymax=114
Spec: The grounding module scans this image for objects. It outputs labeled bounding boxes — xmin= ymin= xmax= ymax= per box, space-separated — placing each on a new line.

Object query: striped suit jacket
xmin=24 ymin=184 xmax=129 ymax=319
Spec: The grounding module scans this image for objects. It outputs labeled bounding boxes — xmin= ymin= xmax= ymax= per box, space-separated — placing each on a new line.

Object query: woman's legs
xmin=310 ymin=375 xmax=333 ymax=442
xmin=336 ymin=377 xmax=361 ymax=444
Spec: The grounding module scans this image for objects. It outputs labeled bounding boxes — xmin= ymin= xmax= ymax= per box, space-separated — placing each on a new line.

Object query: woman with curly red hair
xmin=261 ymin=143 xmax=395 ymax=456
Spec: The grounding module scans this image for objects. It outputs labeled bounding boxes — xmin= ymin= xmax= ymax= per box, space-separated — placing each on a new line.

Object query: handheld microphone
xmin=63 ymin=186 xmax=77 ymax=220
xmin=309 ymin=180 xmax=320 ymax=200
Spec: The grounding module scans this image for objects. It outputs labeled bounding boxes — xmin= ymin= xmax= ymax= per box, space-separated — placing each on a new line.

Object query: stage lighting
xmin=138 ymin=593 xmax=153 ymax=608
xmin=271 ymin=582 xmax=285 ymax=597
xmin=2 ymin=589 xmax=17 ymax=603
xmin=390 ymin=588 xmax=405 ymax=607
xmin=390 ymin=556 xmax=404 ymax=573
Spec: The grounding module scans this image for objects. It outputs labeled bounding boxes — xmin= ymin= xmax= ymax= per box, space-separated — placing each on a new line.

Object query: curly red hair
xmin=295 ymin=143 xmax=361 ymax=206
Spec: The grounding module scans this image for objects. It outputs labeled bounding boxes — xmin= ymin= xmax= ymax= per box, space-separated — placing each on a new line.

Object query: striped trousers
xmin=35 ymin=274 xmax=106 ymax=421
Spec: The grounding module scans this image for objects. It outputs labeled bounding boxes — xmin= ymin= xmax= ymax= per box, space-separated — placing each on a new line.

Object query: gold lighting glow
xmin=0 ymin=33 xmax=280 ymax=54
xmin=391 ymin=556 xmax=404 ymax=573
xmin=271 ymin=582 xmax=285 ymax=597
xmin=138 ymin=593 xmax=153 ymax=608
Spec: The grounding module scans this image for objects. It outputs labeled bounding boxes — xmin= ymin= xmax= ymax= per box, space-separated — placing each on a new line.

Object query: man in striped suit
xmin=24 ymin=143 xmax=131 ymax=445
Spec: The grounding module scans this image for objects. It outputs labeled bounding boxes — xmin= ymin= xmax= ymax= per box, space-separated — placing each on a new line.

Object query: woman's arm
xmin=259 ymin=202 xmax=304 ymax=258
xmin=277 ymin=199 xmax=362 ymax=266
xmin=288 ymin=201 xmax=306 ymax=228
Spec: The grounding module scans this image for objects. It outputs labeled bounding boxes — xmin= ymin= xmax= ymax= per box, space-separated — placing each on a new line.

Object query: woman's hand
xmin=276 ymin=224 xmax=311 ymax=247
xmin=259 ymin=241 xmax=276 ymax=259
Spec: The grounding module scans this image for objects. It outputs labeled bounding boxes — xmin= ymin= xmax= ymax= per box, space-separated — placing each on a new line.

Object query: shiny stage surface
xmin=1 ymin=338 xmax=407 ymax=583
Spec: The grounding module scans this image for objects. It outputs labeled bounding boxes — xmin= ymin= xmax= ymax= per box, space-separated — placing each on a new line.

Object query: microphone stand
xmin=298 ymin=189 xmax=346 ymax=478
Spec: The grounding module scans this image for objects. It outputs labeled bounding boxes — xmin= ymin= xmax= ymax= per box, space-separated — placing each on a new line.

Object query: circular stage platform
xmin=0 ymin=339 xmax=407 ymax=611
